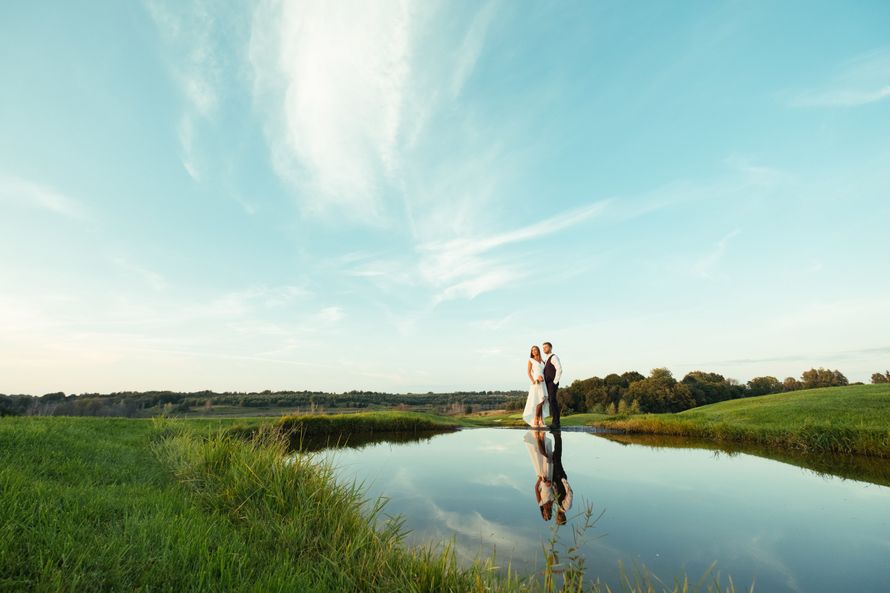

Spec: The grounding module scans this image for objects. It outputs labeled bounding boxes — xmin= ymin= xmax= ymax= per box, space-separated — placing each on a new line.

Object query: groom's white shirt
xmin=546 ymin=353 xmax=562 ymax=384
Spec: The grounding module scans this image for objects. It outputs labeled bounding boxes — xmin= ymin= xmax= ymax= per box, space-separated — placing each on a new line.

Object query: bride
xmin=523 ymin=345 xmax=550 ymax=428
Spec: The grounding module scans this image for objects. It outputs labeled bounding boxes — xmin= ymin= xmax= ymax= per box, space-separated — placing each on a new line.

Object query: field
xmin=593 ymin=384 xmax=890 ymax=457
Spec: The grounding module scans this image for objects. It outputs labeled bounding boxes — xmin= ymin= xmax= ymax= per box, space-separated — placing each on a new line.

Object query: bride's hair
xmin=529 ymin=345 xmax=540 ymax=358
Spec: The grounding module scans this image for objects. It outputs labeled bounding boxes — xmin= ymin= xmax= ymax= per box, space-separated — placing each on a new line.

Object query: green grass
xmin=593 ymin=384 xmax=890 ymax=457
xmin=460 ymin=412 xmax=609 ymax=428
xmin=0 ymin=414 xmax=749 ymax=593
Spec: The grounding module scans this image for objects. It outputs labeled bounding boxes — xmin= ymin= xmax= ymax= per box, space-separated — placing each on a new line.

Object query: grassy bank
xmin=461 ymin=411 xmax=609 ymax=428
xmin=0 ymin=415 xmax=748 ymax=593
xmin=593 ymin=384 xmax=890 ymax=457
xmin=228 ymin=410 xmax=461 ymax=450
xmin=0 ymin=415 xmax=518 ymax=593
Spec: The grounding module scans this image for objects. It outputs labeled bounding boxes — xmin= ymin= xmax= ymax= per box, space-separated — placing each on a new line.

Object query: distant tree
xmin=621 ymin=371 xmax=646 ymax=384
xmin=464 ymin=404 xmax=473 ymax=415
xmin=801 ymin=367 xmax=848 ymax=389
xmin=617 ymin=399 xmax=628 ymax=415
xmin=504 ymin=396 xmax=525 ymax=411
xmin=681 ymin=371 xmax=744 ymax=406
xmin=783 ymin=377 xmax=802 ymax=391
xmin=747 ymin=376 xmax=783 ymax=396
xmin=626 ymin=368 xmax=696 ymax=413
xmin=871 ymin=371 xmax=890 ymax=384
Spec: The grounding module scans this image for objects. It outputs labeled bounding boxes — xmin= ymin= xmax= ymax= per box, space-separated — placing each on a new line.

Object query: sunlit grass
xmin=595 ymin=384 xmax=890 ymax=457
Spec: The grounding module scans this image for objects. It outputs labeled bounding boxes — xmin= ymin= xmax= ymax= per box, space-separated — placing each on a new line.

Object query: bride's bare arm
xmin=527 ymin=360 xmax=534 ymax=384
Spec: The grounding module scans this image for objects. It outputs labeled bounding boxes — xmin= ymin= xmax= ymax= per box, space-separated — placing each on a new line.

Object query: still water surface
xmin=320 ymin=428 xmax=890 ymax=592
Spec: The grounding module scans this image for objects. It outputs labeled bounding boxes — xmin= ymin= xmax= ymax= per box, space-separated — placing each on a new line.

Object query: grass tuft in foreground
xmin=150 ymin=419 xmax=517 ymax=593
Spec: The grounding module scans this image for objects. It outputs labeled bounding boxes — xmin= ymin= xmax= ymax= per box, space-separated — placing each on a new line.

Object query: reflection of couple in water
xmin=525 ymin=429 xmax=572 ymax=524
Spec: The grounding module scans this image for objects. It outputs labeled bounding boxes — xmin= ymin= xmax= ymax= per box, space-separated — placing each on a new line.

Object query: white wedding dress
xmin=524 ymin=430 xmax=554 ymax=506
xmin=522 ymin=357 xmax=551 ymax=426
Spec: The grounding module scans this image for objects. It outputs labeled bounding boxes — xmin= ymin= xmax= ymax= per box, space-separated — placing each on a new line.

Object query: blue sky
xmin=1 ymin=1 xmax=888 ymax=394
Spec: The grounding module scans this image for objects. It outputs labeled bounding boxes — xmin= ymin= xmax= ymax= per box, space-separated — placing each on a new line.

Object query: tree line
xmin=555 ymin=366 xmax=857 ymax=415
xmin=0 ymin=389 xmax=522 ymax=417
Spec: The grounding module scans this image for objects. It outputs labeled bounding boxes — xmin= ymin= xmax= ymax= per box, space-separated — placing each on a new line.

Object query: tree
xmin=747 ymin=376 xmax=783 ymax=396
xmin=871 ymin=371 xmax=890 ymax=384
xmin=626 ymin=368 xmax=696 ymax=413
xmin=681 ymin=371 xmax=744 ymax=406
xmin=801 ymin=367 xmax=848 ymax=389
xmin=783 ymin=377 xmax=802 ymax=391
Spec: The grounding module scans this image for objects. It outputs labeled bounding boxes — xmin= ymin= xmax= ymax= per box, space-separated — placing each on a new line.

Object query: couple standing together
xmin=523 ymin=341 xmax=562 ymax=429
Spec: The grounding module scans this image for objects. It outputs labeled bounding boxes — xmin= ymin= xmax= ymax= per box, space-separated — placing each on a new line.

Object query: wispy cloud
xmin=790 ymin=47 xmax=890 ymax=107
xmin=420 ymin=201 xmax=609 ymax=302
xmin=0 ymin=174 xmax=88 ymax=220
xmin=449 ymin=0 xmax=499 ymax=100
xmin=692 ymin=229 xmax=740 ymax=278
xmin=111 ymin=256 xmax=167 ymax=291
xmin=203 ymin=285 xmax=310 ymax=319
xmin=144 ymin=0 xmax=228 ymax=181
xmin=315 ymin=306 xmax=345 ymax=324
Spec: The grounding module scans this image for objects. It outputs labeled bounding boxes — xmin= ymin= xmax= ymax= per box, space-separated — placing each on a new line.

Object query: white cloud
xmin=791 ymin=47 xmax=890 ymax=107
xmin=316 ymin=306 xmax=345 ymax=323
xmin=0 ymin=174 xmax=88 ymax=220
xmin=249 ymin=0 xmax=413 ymax=221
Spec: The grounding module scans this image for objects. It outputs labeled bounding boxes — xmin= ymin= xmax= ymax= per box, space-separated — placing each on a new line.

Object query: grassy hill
xmin=594 ymin=384 xmax=890 ymax=457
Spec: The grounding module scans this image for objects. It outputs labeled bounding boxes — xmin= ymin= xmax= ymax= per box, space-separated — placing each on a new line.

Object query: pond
xmin=318 ymin=427 xmax=890 ymax=592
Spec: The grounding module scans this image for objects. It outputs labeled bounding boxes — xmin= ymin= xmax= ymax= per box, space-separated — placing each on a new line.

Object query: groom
xmin=542 ymin=342 xmax=562 ymax=428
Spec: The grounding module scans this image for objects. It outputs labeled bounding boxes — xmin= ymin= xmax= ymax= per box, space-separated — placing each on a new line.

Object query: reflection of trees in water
xmin=290 ymin=429 xmax=454 ymax=453
xmin=596 ymin=433 xmax=890 ymax=487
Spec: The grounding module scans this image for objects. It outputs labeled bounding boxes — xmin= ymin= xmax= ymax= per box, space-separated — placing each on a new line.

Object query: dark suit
xmin=551 ymin=430 xmax=568 ymax=501
xmin=543 ymin=354 xmax=560 ymax=427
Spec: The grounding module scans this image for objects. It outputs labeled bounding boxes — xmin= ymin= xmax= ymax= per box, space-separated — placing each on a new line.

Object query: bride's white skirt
xmin=522 ymin=381 xmax=550 ymax=426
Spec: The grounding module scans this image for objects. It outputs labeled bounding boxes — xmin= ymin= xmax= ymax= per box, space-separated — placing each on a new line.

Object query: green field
xmin=593 ymin=384 xmax=890 ymax=457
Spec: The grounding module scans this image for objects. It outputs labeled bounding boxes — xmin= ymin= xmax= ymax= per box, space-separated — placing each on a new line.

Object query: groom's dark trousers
xmin=543 ymin=356 xmax=560 ymax=427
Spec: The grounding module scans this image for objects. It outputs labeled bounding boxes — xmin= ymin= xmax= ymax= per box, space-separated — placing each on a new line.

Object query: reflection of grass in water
xmin=540 ymin=502 xmax=752 ymax=593
xmin=294 ymin=429 xmax=454 ymax=453
xmin=2 ymin=415 xmax=752 ymax=593
xmin=597 ymin=432 xmax=890 ymax=487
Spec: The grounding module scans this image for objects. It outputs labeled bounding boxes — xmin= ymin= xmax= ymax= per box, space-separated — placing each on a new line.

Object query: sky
xmin=1 ymin=1 xmax=889 ymax=395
